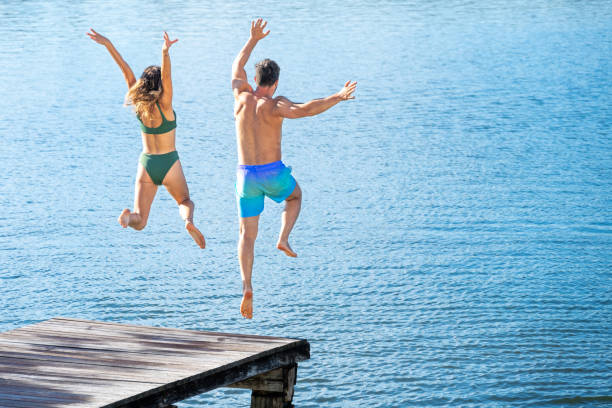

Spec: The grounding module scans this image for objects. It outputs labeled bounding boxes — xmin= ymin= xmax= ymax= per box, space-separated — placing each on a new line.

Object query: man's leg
xmin=277 ymin=182 xmax=301 ymax=257
xmin=239 ymin=215 xmax=260 ymax=319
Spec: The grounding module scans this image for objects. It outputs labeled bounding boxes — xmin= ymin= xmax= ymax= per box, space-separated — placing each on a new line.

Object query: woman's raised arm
xmin=87 ymin=28 xmax=136 ymax=89
xmin=159 ymin=31 xmax=178 ymax=108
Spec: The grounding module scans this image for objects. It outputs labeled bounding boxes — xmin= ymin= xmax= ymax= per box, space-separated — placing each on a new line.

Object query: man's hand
xmin=250 ymin=19 xmax=270 ymax=41
xmin=232 ymin=19 xmax=268 ymax=97
xmin=337 ymin=81 xmax=357 ymax=100
xmin=163 ymin=31 xmax=178 ymax=52
xmin=87 ymin=28 xmax=110 ymax=46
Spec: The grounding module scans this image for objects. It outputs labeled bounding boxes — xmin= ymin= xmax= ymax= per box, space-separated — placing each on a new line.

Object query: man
xmin=232 ymin=19 xmax=357 ymax=319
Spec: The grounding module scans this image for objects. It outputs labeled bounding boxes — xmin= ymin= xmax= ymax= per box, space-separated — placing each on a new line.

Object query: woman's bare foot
xmin=118 ymin=209 xmax=131 ymax=228
xmin=277 ymin=240 xmax=297 ymax=257
xmin=186 ymin=221 xmax=205 ymax=249
xmin=240 ymin=289 xmax=253 ymax=319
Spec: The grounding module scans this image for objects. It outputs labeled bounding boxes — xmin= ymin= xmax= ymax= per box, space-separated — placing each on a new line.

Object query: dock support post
xmin=228 ymin=364 xmax=298 ymax=408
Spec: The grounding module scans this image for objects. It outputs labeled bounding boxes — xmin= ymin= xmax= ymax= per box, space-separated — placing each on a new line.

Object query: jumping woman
xmin=87 ymin=29 xmax=205 ymax=249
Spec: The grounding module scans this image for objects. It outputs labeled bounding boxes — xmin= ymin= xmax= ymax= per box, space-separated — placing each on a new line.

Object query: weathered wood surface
xmin=230 ymin=364 xmax=297 ymax=408
xmin=0 ymin=318 xmax=309 ymax=407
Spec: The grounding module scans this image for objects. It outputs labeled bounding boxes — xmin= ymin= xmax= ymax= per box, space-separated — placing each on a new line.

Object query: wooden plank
xmin=0 ymin=371 xmax=161 ymax=393
xmin=0 ymin=392 xmax=86 ymax=404
xmin=102 ymin=342 xmax=309 ymax=408
xmin=0 ymin=328 xmax=307 ymax=367
xmin=0 ymin=381 xmax=94 ymax=400
xmin=2 ymin=329 xmax=265 ymax=354
xmin=229 ymin=364 xmax=297 ymax=404
xmin=0 ymin=342 xmax=253 ymax=370
xmin=21 ymin=322 xmax=292 ymax=350
xmin=0 ymin=372 xmax=158 ymax=408
xmin=42 ymin=318 xmax=297 ymax=344
xmin=283 ymin=365 xmax=297 ymax=403
xmin=0 ymin=371 xmax=158 ymax=398
xmin=0 ymin=334 xmax=257 ymax=366
xmin=228 ymin=368 xmax=285 ymax=392
xmin=2 ymin=327 xmax=276 ymax=358
xmin=0 ymin=355 xmax=187 ymax=383
xmin=105 ymin=347 xmax=308 ymax=408
xmin=251 ymin=391 xmax=284 ymax=408
xmin=0 ymin=342 xmax=247 ymax=374
xmin=0 ymin=341 xmax=225 ymax=373
xmin=0 ymin=319 xmax=310 ymax=408
xmin=0 ymin=397 xmax=79 ymax=408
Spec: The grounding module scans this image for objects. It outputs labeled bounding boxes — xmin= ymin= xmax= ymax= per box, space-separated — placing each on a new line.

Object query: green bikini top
xmin=138 ymin=102 xmax=177 ymax=134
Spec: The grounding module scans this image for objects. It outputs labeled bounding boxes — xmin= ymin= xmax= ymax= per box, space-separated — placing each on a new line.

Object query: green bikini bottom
xmin=139 ymin=151 xmax=179 ymax=185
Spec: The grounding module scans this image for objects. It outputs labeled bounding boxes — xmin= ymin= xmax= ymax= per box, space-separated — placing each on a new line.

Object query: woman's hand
xmin=163 ymin=31 xmax=178 ymax=52
xmin=87 ymin=28 xmax=110 ymax=46
xmin=87 ymin=28 xmax=135 ymax=88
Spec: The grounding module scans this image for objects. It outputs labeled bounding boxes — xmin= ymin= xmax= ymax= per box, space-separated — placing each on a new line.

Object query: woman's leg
xmin=162 ymin=160 xmax=205 ymax=248
xmin=118 ymin=164 xmax=158 ymax=230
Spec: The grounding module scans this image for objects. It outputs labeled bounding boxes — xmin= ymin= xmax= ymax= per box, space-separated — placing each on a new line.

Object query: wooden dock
xmin=0 ymin=318 xmax=310 ymax=407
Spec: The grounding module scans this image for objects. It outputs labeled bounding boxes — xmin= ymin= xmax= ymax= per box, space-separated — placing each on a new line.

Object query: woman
xmin=87 ymin=29 xmax=205 ymax=249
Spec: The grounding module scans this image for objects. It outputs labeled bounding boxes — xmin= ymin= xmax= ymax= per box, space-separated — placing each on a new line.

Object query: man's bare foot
xmin=118 ymin=209 xmax=130 ymax=228
xmin=277 ymin=241 xmax=297 ymax=257
xmin=186 ymin=221 xmax=206 ymax=249
xmin=240 ymin=289 xmax=253 ymax=319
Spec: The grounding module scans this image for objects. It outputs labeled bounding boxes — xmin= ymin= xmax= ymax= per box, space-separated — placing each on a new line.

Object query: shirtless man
xmin=232 ymin=19 xmax=357 ymax=319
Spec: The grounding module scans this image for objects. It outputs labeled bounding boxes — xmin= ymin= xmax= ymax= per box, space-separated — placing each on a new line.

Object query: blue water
xmin=1 ymin=1 xmax=611 ymax=407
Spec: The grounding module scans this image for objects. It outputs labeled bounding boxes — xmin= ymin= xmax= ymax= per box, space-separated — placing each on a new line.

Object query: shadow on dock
xmin=0 ymin=350 xmax=92 ymax=407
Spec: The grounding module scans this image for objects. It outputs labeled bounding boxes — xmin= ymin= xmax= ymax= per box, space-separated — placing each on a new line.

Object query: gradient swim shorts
xmin=236 ymin=161 xmax=297 ymax=218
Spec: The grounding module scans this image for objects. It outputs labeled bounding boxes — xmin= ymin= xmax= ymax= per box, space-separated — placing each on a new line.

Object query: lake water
xmin=1 ymin=1 xmax=611 ymax=407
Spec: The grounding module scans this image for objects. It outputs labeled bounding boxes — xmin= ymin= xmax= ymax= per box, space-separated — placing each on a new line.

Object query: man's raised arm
xmin=274 ymin=81 xmax=357 ymax=119
xmin=232 ymin=19 xmax=270 ymax=97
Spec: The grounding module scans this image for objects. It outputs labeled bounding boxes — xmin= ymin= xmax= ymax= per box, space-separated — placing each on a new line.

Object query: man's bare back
xmin=234 ymin=92 xmax=284 ymax=165
xmin=231 ymin=19 xmax=357 ymax=319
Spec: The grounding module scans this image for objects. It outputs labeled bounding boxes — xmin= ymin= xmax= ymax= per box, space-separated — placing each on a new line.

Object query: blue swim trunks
xmin=236 ymin=161 xmax=297 ymax=218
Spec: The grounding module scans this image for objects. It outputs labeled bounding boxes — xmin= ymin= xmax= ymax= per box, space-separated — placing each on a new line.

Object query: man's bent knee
xmin=287 ymin=185 xmax=302 ymax=201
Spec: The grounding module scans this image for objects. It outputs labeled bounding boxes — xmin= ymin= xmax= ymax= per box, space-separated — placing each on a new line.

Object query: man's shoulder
xmin=273 ymin=95 xmax=289 ymax=103
xmin=236 ymin=89 xmax=255 ymax=102
xmin=250 ymin=95 xmax=282 ymax=106
xmin=233 ymin=82 xmax=254 ymax=99
xmin=264 ymin=96 xmax=288 ymax=114
xmin=266 ymin=95 xmax=289 ymax=110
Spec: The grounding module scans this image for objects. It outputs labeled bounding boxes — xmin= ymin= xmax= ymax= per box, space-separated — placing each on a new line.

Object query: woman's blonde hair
xmin=125 ymin=65 xmax=162 ymax=120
